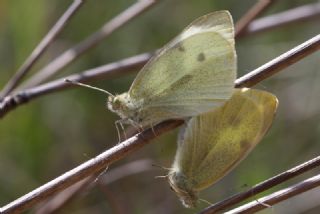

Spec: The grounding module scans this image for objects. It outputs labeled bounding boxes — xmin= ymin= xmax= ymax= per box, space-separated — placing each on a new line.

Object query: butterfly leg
xmin=115 ymin=120 xmax=127 ymax=143
xmin=152 ymin=164 xmax=171 ymax=179
xmin=119 ymin=121 xmax=127 ymax=140
xmin=114 ymin=121 xmax=121 ymax=143
xmin=155 ymin=175 xmax=168 ymax=179
xmin=93 ymin=165 xmax=109 ymax=183
xmin=130 ymin=120 xmax=144 ymax=134
xmin=255 ymin=199 xmax=272 ymax=208
xmin=150 ymin=123 xmax=157 ymax=137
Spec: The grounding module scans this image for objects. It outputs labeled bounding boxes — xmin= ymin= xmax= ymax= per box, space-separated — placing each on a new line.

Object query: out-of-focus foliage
xmin=0 ymin=0 xmax=319 ymax=213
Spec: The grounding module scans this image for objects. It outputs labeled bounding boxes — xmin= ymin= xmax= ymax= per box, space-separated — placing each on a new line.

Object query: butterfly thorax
xmin=168 ymin=170 xmax=198 ymax=208
xmin=107 ymin=93 xmax=143 ymax=124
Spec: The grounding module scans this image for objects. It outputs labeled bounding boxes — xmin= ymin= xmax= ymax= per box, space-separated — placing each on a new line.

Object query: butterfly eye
xmin=112 ymin=98 xmax=122 ymax=110
xmin=107 ymin=96 xmax=121 ymax=111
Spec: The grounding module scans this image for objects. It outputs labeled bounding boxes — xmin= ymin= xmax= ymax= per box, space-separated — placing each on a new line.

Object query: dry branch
xmin=35 ymin=159 xmax=153 ymax=214
xmin=199 ymin=155 xmax=320 ymax=213
xmin=0 ymin=52 xmax=152 ymax=118
xmin=0 ymin=120 xmax=183 ymax=213
xmin=221 ymin=174 xmax=320 ymax=213
xmin=20 ymin=0 xmax=158 ymax=89
xmin=0 ymin=0 xmax=84 ymax=98
xmin=235 ymin=34 xmax=320 ymax=87
xmin=242 ymin=2 xmax=320 ymax=36
xmin=235 ymin=0 xmax=275 ymax=37
xmin=35 ymin=177 xmax=93 ymax=214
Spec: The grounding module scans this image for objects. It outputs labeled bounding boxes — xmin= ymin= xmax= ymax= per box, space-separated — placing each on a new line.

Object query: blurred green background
xmin=0 ymin=0 xmax=319 ymax=213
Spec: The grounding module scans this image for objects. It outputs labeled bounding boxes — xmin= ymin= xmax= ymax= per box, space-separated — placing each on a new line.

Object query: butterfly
xmin=67 ymin=11 xmax=236 ymax=137
xmin=107 ymin=10 xmax=236 ymax=128
xmin=168 ymin=88 xmax=278 ymax=208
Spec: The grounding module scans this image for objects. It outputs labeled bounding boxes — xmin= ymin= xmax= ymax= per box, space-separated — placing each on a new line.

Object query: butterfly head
xmin=107 ymin=93 xmax=136 ymax=120
xmin=168 ymin=170 xmax=198 ymax=208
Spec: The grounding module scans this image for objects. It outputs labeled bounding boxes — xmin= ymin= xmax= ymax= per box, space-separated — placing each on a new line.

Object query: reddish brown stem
xmin=0 ymin=120 xmax=183 ymax=213
xmin=20 ymin=0 xmax=158 ymax=88
xmin=235 ymin=0 xmax=275 ymax=37
xmin=224 ymin=174 xmax=320 ymax=213
xmin=235 ymin=34 xmax=320 ymax=87
xmin=199 ymin=155 xmax=320 ymax=213
xmin=0 ymin=0 xmax=84 ymax=98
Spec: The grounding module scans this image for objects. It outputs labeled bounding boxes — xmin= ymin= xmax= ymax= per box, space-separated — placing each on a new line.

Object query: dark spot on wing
xmin=176 ymin=43 xmax=185 ymax=52
xmin=197 ymin=53 xmax=205 ymax=61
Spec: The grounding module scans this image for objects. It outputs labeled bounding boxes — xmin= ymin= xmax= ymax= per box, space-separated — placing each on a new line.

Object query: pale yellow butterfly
xmin=168 ymin=88 xmax=278 ymax=208
xmin=67 ymin=11 xmax=236 ymax=129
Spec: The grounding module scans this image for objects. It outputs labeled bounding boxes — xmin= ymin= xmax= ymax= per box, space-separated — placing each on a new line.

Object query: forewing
xmin=174 ymin=88 xmax=278 ymax=191
xmin=129 ymin=11 xmax=236 ymax=118
xmin=164 ymin=10 xmax=234 ymax=51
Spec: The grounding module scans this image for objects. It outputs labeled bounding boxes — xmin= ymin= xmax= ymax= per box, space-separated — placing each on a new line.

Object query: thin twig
xmin=235 ymin=34 xmax=320 ymax=87
xmin=98 ymin=159 xmax=154 ymax=185
xmin=235 ymin=0 xmax=275 ymax=37
xmin=223 ymin=174 xmax=320 ymax=213
xmin=1 ymin=35 xmax=320 ymax=212
xmin=0 ymin=120 xmax=183 ymax=214
xmin=199 ymin=155 xmax=320 ymax=214
xmin=35 ymin=167 xmax=108 ymax=214
xmin=20 ymin=0 xmax=158 ymax=89
xmin=0 ymin=0 xmax=84 ymax=98
xmin=0 ymin=52 xmax=152 ymax=118
xmin=242 ymin=2 xmax=320 ymax=36
xmin=35 ymin=159 xmax=153 ymax=214
xmin=35 ymin=176 xmax=93 ymax=214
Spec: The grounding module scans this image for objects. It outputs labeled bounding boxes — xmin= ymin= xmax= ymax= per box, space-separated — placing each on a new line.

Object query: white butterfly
xmin=168 ymin=88 xmax=278 ymax=208
xmin=67 ymin=10 xmax=236 ymax=140
xmin=106 ymin=10 xmax=237 ymax=127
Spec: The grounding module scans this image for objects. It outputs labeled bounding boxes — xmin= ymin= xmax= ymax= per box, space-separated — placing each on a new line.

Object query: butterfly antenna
xmin=199 ymin=198 xmax=213 ymax=206
xmin=152 ymin=163 xmax=172 ymax=171
xmin=154 ymin=175 xmax=168 ymax=179
xmin=65 ymin=79 xmax=114 ymax=97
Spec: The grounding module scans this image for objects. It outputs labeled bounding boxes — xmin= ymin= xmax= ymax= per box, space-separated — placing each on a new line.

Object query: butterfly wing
xmin=129 ymin=11 xmax=236 ymax=120
xmin=172 ymin=88 xmax=278 ymax=191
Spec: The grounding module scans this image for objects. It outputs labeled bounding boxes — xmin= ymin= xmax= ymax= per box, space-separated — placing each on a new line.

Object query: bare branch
xmin=35 ymin=176 xmax=93 ymax=214
xmin=0 ymin=0 xmax=84 ymax=98
xmin=243 ymin=2 xmax=320 ymax=36
xmin=0 ymin=120 xmax=183 ymax=213
xmin=98 ymin=159 xmax=154 ymax=185
xmin=235 ymin=0 xmax=275 ymax=37
xmin=235 ymin=34 xmax=320 ymax=87
xmin=20 ymin=0 xmax=158 ymax=89
xmin=0 ymin=52 xmax=152 ymax=118
xmin=199 ymin=155 xmax=320 ymax=214
xmin=222 ymin=174 xmax=320 ymax=213
xmin=35 ymin=159 xmax=153 ymax=214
